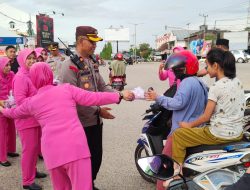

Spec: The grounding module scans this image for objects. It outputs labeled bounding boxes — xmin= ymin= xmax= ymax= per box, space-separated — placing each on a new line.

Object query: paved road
xmin=0 ymin=62 xmax=249 ymax=190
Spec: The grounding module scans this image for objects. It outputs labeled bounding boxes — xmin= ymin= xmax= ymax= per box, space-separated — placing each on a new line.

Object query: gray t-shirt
xmin=208 ymin=77 xmax=245 ymax=139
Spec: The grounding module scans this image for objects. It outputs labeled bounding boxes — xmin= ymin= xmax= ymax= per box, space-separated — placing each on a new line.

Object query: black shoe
xmin=7 ymin=152 xmax=19 ymax=157
xmin=23 ymin=183 xmax=42 ymax=190
xmin=93 ymin=186 xmax=100 ymax=190
xmin=38 ymin=155 xmax=43 ymax=160
xmin=0 ymin=161 xmax=11 ymax=167
xmin=35 ymin=171 xmax=47 ymax=178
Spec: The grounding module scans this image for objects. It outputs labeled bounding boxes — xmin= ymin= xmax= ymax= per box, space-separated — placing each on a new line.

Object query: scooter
xmin=135 ymin=100 xmax=250 ymax=183
xmin=110 ymin=76 xmax=126 ymax=91
xmin=137 ymin=154 xmax=242 ymax=190
xmin=245 ymin=90 xmax=250 ymax=108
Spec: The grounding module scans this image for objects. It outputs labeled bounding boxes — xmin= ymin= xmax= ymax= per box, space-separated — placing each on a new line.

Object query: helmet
xmin=165 ymin=50 xmax=199 ymax=77
xmin=114 ymin=53 xmax=123 ymax=61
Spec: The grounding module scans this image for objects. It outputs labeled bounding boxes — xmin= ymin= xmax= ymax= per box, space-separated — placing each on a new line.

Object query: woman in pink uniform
xmin=1 ymin=62 xmax=134 ymax=190
xmin=158 ymin=46 xmax=184 ymax=87
xmin=35 ymin=48 xmax=48 ymax=62
xmin=14 ymin=49 xmax=46 ymax=190
xmin=0 ymin=57 xmax=17 ymax=167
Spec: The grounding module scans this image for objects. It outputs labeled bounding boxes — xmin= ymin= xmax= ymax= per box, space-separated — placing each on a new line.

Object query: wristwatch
xmin=118 ymin=92 xmax=124 ymax=104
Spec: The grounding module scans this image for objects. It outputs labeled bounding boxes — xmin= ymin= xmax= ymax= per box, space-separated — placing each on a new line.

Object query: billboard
xmin=104 ymin=28 xmax=129 ymax=42
xmin=36 ymin=15 xmax=54 ymax=48
xmin=224 ymin=31 xmax=249 ymax=50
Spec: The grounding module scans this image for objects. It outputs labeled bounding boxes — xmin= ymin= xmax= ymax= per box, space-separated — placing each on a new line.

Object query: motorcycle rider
xmin=164 ymin=48 xmax=244 ymax=188
xmin=145 ymin=50 xmax=208 ymax=190
xmin=109 ymin=53 xmax=126 ymax=85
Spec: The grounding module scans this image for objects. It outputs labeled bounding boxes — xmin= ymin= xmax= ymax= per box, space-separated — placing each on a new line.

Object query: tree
xmin=100 ymin=42 xmax=112 ymax=60
xmin=139 ymin=43 xmax=153 ymax=59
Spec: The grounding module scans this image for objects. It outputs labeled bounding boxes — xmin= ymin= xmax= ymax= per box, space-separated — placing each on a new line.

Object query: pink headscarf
xmin=0 ymin=57 xmax=14 ymax=89
xmin=173 ymin=46 xmax=184 ymax=53
xmin=35 ymin=47 xmax=47 ymax=60
xmin=30 ymin=62 xmax=53 ymax=89
xmin=17 ymin=49 xmax=36 ymax=71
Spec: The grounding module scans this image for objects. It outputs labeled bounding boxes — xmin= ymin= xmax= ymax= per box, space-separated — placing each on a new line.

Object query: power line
xmin=0 ymin=10 xmax=26 ymax=23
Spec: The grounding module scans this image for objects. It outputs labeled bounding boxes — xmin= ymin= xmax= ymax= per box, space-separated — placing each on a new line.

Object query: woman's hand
xmin=159 ymin=63 xmax=165 ymax=71
xmin=144 ymin=91 xmax=159 ymax=101
xmin=0 ymin=106 xmax=4 ymax=113
xmin=121 ymin=90 xmax=135 ymax=101
xmin=0 ymin=100 xmax=4 ymax=107
xmin=179 ymin=122 xmax=192 ymax=128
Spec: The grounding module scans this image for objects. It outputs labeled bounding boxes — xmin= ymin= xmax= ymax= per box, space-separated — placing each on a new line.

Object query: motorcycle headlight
xmin=240 ymin=153 xmax=250 ymax=163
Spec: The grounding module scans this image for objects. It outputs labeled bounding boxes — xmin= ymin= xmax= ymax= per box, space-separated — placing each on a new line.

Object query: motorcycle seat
xmin=186 ymin=140 xmax=250 ymax=157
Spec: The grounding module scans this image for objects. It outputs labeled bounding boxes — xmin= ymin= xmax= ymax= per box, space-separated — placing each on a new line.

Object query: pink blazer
xmin=0 ymin=57 xmax=14 ymax=100
xmin=13 ymin=49 xmax=39 ymax=130
xmin=159 ymin=69 xmax=180 ymax=87
xmin=2 ymin=84 xmax=119 ymax=170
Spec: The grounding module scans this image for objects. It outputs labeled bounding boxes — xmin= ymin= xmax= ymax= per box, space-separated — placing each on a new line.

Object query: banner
xmin=36 ymin=15 xmax=54 ymax=48
xmin=0 ymin=37 xmax=23 ymax=45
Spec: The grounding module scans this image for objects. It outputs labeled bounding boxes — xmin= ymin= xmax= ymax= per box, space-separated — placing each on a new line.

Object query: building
xmin=156 ymin=30 xmax=197 ymax=54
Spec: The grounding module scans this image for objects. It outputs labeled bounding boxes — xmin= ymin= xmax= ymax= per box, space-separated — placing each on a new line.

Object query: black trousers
xmin=84 ymin=123 xmax=103 ymax=181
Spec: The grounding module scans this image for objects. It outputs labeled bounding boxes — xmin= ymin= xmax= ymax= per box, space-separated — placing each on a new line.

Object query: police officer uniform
xmin=47 ymin=42 xmax=66 ymax=80
xmin=59 ymin=26 xmax=114 ymax=189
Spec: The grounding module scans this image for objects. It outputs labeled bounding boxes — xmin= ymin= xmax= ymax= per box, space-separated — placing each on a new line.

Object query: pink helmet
xmin=115 ymin=53 xmax=123 ymax=61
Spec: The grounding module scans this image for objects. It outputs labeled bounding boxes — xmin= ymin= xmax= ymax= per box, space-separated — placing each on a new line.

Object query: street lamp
xmin=130 ymin=23 xmax=143 ymax=63
xmin=9 ymin=21 xmax=15 ymax=29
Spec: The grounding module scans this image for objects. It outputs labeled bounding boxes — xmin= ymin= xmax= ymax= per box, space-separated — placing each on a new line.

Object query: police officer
xmin=59 ymin=26 xmax=116 ymax=190
xmin=47 ymin=42 xmax=66 ymax=80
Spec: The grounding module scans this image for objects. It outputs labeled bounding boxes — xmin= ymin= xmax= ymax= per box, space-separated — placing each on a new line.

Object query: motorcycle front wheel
xmin=134 ymin=144 xmax=156 ymax=183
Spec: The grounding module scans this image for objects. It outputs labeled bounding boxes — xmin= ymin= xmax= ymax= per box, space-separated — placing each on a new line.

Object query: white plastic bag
xmin=4 ymin=90 xmax=16 ymax=108
xmin=132 ymin=87 xmax=145 ymax=100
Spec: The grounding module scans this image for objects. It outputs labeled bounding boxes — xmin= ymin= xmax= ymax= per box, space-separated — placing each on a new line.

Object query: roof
xmin=172 ymin=30 xmax=198 ymax=41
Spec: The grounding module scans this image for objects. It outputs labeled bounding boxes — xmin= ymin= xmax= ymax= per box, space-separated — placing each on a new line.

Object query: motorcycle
xmin=245 ymin=90 xmax=250 ymax=108
xmin=137 ymin=154 xmax=244 ymax=190
xmin=135 ymin=98 xmax=250 ymax=183
xmin=110 ymin=76 xmax=126 ymax=91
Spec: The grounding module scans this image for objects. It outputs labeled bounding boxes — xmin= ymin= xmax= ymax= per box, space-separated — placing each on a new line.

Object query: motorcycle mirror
xmin=148 ymin=87 xmax=154 ymax=92
xmin=137 ymin=154 xmax=180 ymax=181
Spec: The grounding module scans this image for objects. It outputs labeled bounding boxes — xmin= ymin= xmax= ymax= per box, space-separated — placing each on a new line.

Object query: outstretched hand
xmin=144 ymin=90 xmax=159 ymax=101
xmin=99 ymin=107 xmax=115 ymax=119
xmin=121 ymin=90 xmax=135 ymax=101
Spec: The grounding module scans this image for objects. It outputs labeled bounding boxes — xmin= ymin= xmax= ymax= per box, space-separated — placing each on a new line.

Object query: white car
xmin=231 ymin=50 xmax=247 ymax=63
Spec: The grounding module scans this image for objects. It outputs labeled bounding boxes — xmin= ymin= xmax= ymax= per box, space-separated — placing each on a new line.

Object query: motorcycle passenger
xmin=163 ymin=48 xmax=244 ymax=188
xmin=109 ymin=53 xmax=126 ymax=85
xmin=145 ymin=50 xmax=208 ymax=190
xmin=158 ymin=46 xmax=184 ymax=88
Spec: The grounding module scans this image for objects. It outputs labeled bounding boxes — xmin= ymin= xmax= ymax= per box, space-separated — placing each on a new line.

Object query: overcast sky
xmin=0 ymin=0 xmax=249 ymax=52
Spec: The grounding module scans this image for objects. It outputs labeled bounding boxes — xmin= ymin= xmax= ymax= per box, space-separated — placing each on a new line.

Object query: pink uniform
xmin=0 ymin=57 xmax=16 ymax=162
xmin=159 ymin=69 xmax=180 ymax=87
xmin=2 ymin=62 xmax=120 ymax=190
xmin=13 ymin=49 xmax=40 ymax=186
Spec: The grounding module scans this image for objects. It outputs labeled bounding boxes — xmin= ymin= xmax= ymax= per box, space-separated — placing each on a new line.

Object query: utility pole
xmin=199 ymin=13 xmax=208 ymax=40
xmin=247 ymin=0 xmax=250 ymax=27
xmin=186 ymin=23 xmax=191 ymax=49
xmin=130 ymin=23 xmax=143 ymax=63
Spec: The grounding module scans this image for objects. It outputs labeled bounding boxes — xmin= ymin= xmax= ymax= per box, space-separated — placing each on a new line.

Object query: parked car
xmin=243 ymin=50 xmax=250 ymax=62
xmin=231 ymin=50 xmax=247 ymax=63
xmin=123 ymin=53 xmax=133 ymax=65
xmin=152 ymin=52 xmax=162 ymax=62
